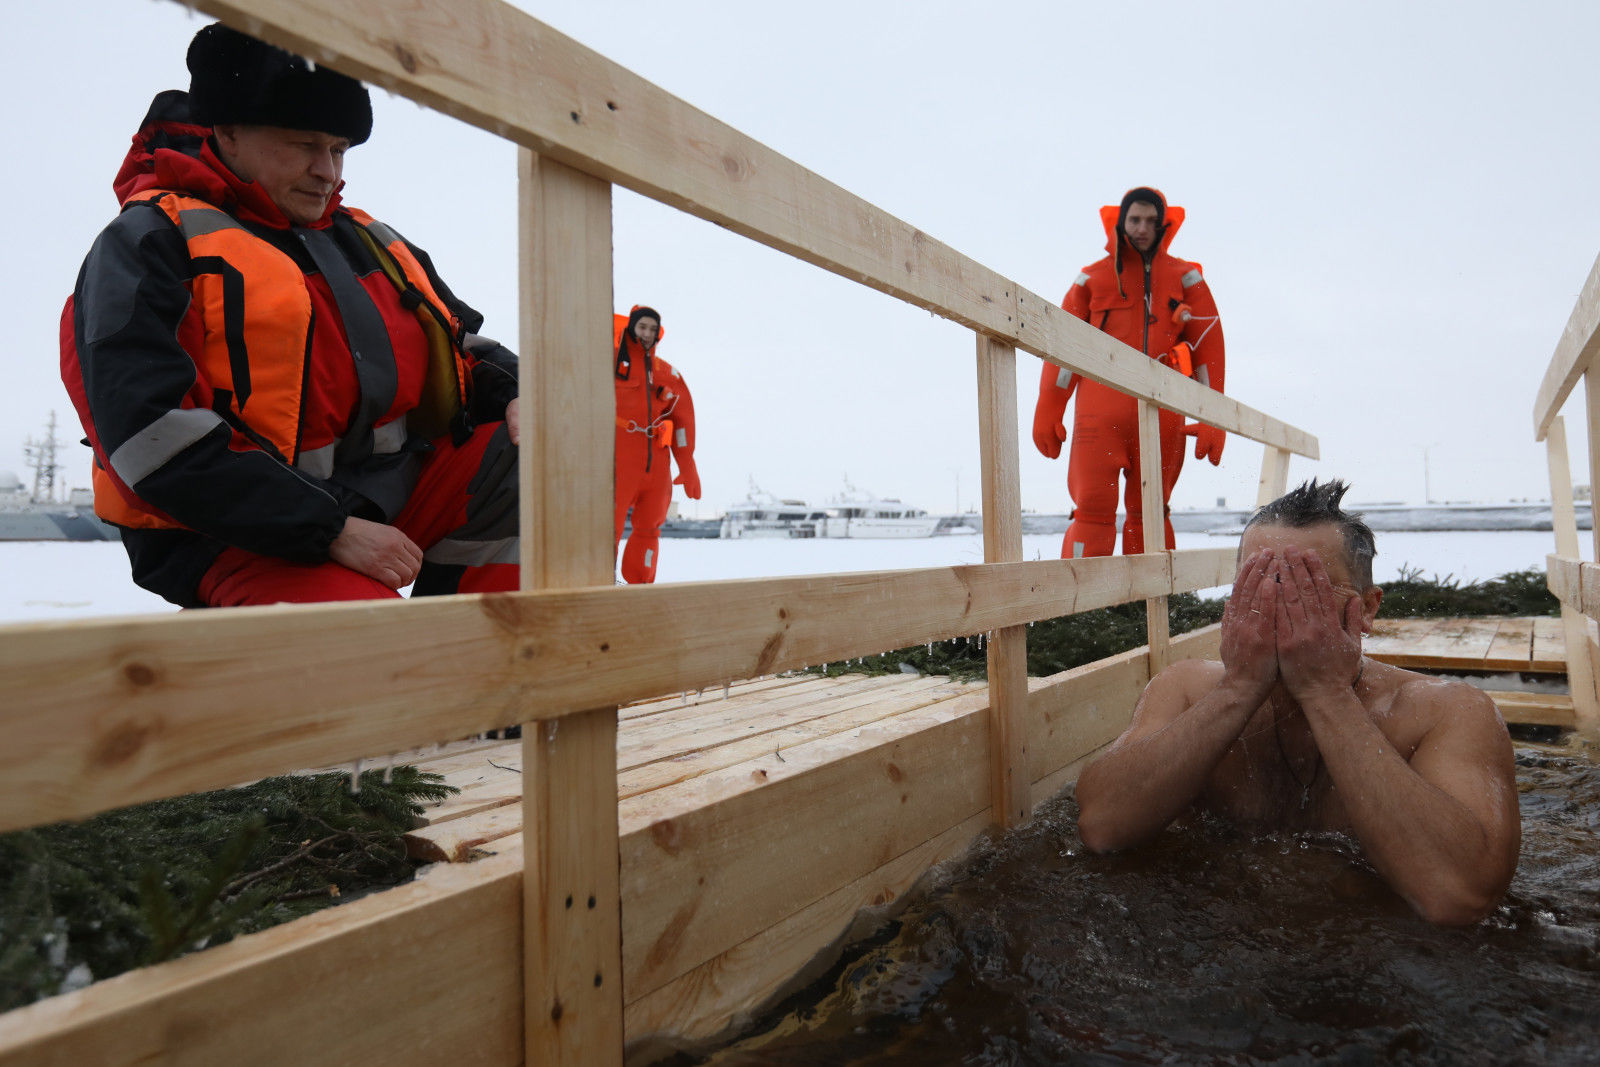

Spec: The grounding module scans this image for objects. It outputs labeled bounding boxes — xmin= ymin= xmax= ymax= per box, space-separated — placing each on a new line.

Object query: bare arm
xmin=1076 ymin=549 xmax=1281 ymax=851
xmin=1275 ymin=548 xmax=1520 ymax=924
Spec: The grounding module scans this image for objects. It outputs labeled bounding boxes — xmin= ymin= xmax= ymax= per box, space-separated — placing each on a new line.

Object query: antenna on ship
xmin=22 ymin=412 xmax=62 ymax=505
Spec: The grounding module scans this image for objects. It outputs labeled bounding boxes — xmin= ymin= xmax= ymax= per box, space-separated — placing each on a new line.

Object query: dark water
xmin=672 ymin=744 xmax=1600 ymax=1066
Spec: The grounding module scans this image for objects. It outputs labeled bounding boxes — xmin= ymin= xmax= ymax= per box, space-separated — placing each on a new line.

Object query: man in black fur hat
xmin=62 ymin=23 xmax=525 ymax=607
xmin=1075 ymin=480 xmax=1521 ymax=925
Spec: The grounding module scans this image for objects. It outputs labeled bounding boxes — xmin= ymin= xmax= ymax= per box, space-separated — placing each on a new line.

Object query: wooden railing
xmin=1534 ymin=249 xmax=1600 ymax=737
xmin=0 ymin=1 xmax=1319 ymax=1062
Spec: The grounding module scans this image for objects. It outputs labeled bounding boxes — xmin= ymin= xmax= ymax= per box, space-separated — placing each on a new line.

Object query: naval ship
xmin=1 ymin=414 xmax=118 ymax=542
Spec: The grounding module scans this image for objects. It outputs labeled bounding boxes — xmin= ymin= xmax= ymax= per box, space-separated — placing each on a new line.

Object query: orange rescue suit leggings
xmin=614 ymin=430 xmax=673 ymax=584
xmin=1063 ymin=381 xmax=1186 ymax=557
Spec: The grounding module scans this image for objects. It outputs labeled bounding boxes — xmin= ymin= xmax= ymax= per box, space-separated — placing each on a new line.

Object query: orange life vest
xmin=91 ymin=191 xmax=473 ymax=531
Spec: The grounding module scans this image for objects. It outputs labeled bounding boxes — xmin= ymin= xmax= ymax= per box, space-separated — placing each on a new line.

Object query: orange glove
xmin=1033 ymin=363 xmax=1076 ymax=459
xmin=673 ymin=458 xmax=702 ymax=500
xmin=1185 ymin=423 xmax=1225 ymax=466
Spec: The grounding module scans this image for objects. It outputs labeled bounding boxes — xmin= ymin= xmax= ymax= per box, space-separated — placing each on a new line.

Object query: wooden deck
xmin=1364 ymin=616 xmax=1567 ymax=673
xmin=400 ymin=672 xmax=987 ymax=864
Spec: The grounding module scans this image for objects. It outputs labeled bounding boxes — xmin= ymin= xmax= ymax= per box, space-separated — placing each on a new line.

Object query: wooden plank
xmin=406 ymin=801 xmax=527 ymax=863
xmin=1484 ymin=618 xmax=1536 ymax=672
xmin=1363 ymin=617 xmax=1443 ymax=666
xmin=976 ymin=337 xmax=1023 ymax=561
xmin=1486 ymin=691 xmax=1577 ymax=729
xmin=622 ymin=810 xmax=992 ymax=1046
xmin=1363 ymin=621 xmax=1512 ymax=672
xmin=1583 ymin=562 xmax=1600 ymax=621
xmin=1534 ymin=249 xmax=1600 ymax=441
xmin=1136 ymin=399 xmax=1171 ymax=675
xmin=1547 ymin=415 xmax=1600 ymax=735
xmin=518 ymin=150 xmax=621 ymax=1065
xmin=420 ymin=645 xmax=1180 ymax=861
xmin=182 ymin=1 xmax=1315 ymax=456
xmin=976 ymin=335 xmax=1029 ymax=829
xmin=0 ymin=553 xmax=1200 ymax=835
xmin=617 ymin=676 xmax=886 ymax=756
xmin=1257 ymin=445 xmax=1291 ymax=507
xmin=620 ymin=675 xmax=814 ymax=721
xmin=1170 ymin=546 xmax=1237 ymax=592
xmin=985 ymin=623 xmax=1031 ymax=830
xmin=400 ymin=741 xmax=524 ymax=782
xmin=619 ymin=676 xmax=948 ymax=773
xmin=620 ymin=676 xmax=858 ymax=735
xmin=1589 ymin=379 xmax=1600 ymax=566
xmin=1532 ymin=615 xmax=1569 ymax=672
xmin=1401 ymin=617 xmax=1500 ymax=668
xmin=417 ymin=789 xmax=521 ymax=829
xmin=617 ymin=691 xmax=993 ymax=998
xmin=618 ymin=679 xmax=974 ymax=799
xmin=0 ymin=843 xmax=524 ymax=1067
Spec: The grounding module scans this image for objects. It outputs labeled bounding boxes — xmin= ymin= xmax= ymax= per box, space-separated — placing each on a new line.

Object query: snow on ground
xmin=0 ymin=529 xmax=1562 ymax=625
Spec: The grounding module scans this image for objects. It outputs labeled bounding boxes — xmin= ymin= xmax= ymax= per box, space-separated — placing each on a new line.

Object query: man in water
xmin=1075 ymin=480 xmax=1520 ymax=924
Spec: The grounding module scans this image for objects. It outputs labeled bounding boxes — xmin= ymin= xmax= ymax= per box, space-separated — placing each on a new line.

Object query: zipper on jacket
xmin=644 ymin=351 xmax=654 ymax=474
xmin=1141 ymin=259 xmax=1152 ymax=355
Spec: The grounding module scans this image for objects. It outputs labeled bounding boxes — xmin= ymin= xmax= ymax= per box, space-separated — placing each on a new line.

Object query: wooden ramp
xmin=400 ymin=672 xmax=984 ymax=864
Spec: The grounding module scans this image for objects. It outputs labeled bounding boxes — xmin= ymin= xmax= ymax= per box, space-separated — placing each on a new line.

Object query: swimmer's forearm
xmin=1076 ymin=678 xmax=1262 ymax=851
xmin=1302 ymin=691 xmax=1504 ymax=924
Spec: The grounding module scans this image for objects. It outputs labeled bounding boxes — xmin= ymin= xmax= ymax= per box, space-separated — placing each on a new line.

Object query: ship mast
xmin=23 ymin=411 xmax=62 ymax=505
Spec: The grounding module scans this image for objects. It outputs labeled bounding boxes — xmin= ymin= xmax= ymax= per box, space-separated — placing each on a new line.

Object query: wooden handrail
xmin=0 ymin=551 xmax=1234 ymax=834
xmin=1534 ymin=249 xmax=1600 ymax=440
xmin=187 ymin=0 xmax=1315 ymax=457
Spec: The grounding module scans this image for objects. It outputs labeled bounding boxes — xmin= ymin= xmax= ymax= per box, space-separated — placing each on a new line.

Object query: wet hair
xmin=1244 ymin=479 xmax=1377 ymax=589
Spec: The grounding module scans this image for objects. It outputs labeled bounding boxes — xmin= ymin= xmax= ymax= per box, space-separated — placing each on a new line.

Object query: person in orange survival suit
xmin=613 ymin=306 xmax=700 ymax=583
xmin=1032 ymin=187 xmax=1226 ymax=558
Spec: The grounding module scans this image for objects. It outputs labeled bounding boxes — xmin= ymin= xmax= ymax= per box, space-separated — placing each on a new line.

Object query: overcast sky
xmin=11 ymin=0 xmax=1600 ymax=520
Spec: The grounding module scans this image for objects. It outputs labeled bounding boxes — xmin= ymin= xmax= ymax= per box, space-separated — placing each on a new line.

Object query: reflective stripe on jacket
xmin=80 ymin=190 xmax=474 ymax=533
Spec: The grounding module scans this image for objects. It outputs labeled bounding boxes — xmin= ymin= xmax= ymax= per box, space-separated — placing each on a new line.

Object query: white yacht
xmin=816 ymin=481 xmax=941 ymax=539
xmin=719 ymin=484 xmax=828 ymax=539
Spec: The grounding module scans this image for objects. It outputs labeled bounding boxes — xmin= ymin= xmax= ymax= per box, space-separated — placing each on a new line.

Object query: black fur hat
xmin=186 ymin=23 xmax=372 ymax=145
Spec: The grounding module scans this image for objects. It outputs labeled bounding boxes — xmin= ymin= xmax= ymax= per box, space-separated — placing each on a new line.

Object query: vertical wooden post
xmin=1546 ymin=415 xmax=1600 ymax=734
xmin=517 ymin=150 xmax=623 ymax=1064
xmin=976 ymin=336 xmax=1030 ymax=828
xmin=1256 ymin=445 xmax=1291 ymax=507
xmin=1136 ymin=399 xmax=1171 ymax=675
xmin=1586 ymin=377 xmax=1600 ymax=565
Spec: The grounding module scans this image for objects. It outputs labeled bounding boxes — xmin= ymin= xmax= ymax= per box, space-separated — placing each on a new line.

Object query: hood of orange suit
xmin=1098 ymin=193 xmax=1186 ymax=258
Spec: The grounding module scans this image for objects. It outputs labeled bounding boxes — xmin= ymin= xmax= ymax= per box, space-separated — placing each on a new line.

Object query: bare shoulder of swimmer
xmin=1117 ymin=658 xmax=1226 ymax=740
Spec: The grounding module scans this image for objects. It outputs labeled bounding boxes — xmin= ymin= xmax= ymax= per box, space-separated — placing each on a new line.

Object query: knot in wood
xmin=122 ymin=662 xmax=158 ymax=688
xmin=93 ymin=718 xmax=157 ymax=768
xmin=392 ymin=42 xmax=419 ymax=75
